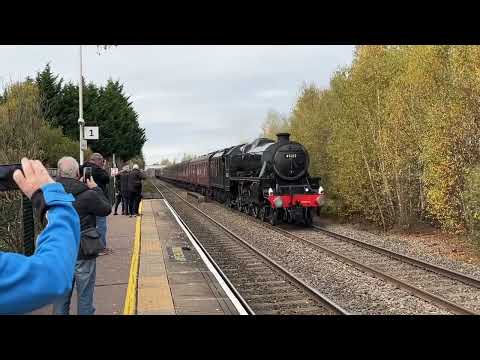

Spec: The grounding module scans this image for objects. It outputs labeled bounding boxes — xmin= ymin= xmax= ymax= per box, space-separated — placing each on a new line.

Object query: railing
xmin=0 ymin=189 xmax=35 ymax=256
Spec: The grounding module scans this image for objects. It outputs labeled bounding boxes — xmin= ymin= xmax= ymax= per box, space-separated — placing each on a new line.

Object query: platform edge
xmin=123 ymin=201 xmax=143 ymax=315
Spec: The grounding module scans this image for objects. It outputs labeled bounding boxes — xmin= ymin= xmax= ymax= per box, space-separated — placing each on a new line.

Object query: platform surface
xmin=30 ymin=212 xmax=136 ymax=315
xmin=29 ymin=198 xmax=239 ymax=315
xmin=137 ymin=199 xmax=239 ymax=315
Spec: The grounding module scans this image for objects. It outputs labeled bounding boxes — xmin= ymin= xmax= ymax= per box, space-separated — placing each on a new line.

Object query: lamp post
xmin=78 ymin=45 xmax=85 ymax=165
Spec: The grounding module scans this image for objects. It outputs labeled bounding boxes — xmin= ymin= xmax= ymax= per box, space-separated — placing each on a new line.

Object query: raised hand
xmin=13 ymin=158 xmax=54 ymax=199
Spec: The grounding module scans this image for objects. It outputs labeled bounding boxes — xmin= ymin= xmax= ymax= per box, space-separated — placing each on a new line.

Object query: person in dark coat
xmin=119 ymin=165 xmax=131 ymax=216
xmin=127 ymin=164 xmax=146 ymax=217
xmin=52 ymin=156 xmax=111 ymax=315
xmin=113 ymin=171 xmax=123 ymax=215
xmin=79 ymin=153 xmax=111 ymax=254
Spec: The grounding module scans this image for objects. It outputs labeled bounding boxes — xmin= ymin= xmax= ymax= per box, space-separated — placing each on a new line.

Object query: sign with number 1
xmin=84 ymin=126 xmax=99 ymax=140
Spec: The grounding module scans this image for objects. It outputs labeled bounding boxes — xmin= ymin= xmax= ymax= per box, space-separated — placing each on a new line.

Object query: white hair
xmin=90 ymin=153 xmax=103 ymax=162
xmin=58 ymin=156 xmax=79 ymax=178
xmin=133 ymin=164 xmax=139 ymax=169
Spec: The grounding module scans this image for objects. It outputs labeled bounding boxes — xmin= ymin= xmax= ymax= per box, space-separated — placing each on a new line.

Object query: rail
xmin=157 ymin=180 xmax=480 ymax=315
xmin=152 ymin=180 xmax=349 ymax=315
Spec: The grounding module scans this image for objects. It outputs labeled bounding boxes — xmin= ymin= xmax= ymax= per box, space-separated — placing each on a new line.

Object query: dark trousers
xmin=136 ymin=194 xmax=142 ymax=214
xmin=129 ymin=192 xmax=141 ymax=215
xmin=114 ymin=193 xmax=123 ymax=214
xmin=121 ymin=191 xmax=130 ymax=215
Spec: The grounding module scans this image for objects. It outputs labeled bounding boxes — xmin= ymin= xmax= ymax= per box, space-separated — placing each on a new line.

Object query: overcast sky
xmin=0 ymin=45 xmax=354 ymax=164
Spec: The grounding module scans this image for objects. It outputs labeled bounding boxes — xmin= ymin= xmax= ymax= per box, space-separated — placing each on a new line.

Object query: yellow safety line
xmin=123 ymin=201 xmax=143 ymax=315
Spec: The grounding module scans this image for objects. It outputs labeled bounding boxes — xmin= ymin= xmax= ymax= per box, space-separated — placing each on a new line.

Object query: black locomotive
xmin=156 ymin=133 xmax=325 ymax=226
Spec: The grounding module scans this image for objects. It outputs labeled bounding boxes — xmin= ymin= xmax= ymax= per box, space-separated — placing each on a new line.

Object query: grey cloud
xmin=0 ymin=45 xmax=354 ymax=164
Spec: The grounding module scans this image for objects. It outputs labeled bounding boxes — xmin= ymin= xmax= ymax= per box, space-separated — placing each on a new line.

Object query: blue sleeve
xmin=0 ymin=183 xmax=80 ymax=314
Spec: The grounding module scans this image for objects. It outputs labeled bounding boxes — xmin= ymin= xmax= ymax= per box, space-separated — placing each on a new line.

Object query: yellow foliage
xmin=265 ymin=45 xmax=480 ymax=236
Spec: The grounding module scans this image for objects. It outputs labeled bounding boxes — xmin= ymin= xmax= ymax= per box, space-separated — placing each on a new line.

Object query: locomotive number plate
xmin=285 ymin=153 xmax=297 ymax=159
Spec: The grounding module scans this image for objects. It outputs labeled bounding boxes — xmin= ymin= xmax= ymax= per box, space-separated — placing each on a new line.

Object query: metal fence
xmin=0 ymin=190 xmax=36 ymax=255
xmin=0 ymin=167 xmax=115 ymax=256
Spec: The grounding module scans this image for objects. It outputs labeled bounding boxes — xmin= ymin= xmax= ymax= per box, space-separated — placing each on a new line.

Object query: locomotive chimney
xmin=276 ymin=133 xmax=290 ymax=144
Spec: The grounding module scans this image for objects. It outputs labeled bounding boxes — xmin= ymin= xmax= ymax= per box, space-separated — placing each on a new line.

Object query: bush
xmin=38 ymin=125 xmax=80 ymax=167
xmin=0 ymin=81 xmax=83 ymax=251
xmin=0 ymin=82 xmax=43 ymax=251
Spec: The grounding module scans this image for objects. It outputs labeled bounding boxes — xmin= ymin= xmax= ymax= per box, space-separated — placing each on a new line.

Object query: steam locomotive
xmin=155 ymin=133 xmax=325 ymax=226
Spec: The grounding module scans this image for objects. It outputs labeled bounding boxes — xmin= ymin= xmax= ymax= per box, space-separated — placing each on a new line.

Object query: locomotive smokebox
xmin=276 ymin=133 xmax=290 ymax=144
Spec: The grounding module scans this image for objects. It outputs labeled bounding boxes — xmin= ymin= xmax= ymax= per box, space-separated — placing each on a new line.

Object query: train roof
xmin=211 ymin=147 xmax=233 ymax=159
xmin=190 ymin=154 xmax=209 ymax=163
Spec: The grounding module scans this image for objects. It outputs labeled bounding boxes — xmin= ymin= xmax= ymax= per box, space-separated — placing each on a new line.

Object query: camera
xmin=0 ymin=164 xmax=22 ymax=192
xmin=83 ymin=167 xmax=92 ymax=183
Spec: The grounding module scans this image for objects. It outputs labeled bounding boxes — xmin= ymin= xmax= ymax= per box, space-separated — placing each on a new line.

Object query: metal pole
xmin=78 ymin=45 xmax=85 ymax=165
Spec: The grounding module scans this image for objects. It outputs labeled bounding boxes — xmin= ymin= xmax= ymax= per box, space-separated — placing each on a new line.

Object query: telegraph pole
xmin=78 ymin=45 xmax=85 ymax=165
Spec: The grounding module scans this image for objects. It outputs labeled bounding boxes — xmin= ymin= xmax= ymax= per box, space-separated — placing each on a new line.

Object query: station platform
xmin=30 ymin=214 xmax=136 ymax=315
xmin=30 ymin=198 xmax=240 ymax=315
xmin=133 ymin=199 xmax=239 ymax=315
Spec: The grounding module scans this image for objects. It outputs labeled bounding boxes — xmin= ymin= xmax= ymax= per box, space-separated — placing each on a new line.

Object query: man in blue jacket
xmin=0 ymin=158 xmax=80 ymax=314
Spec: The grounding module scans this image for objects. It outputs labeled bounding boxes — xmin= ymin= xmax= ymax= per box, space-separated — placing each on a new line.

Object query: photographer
xmin=0 ymin=158 xmax=80 ymax=314
xmin=53 ymin=156 xmax=111 ymax=315
xmin=80 ymin=153 xmax=111 ymax=255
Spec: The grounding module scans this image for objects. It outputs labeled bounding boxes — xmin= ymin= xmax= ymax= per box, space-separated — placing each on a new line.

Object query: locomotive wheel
xmin=252 ymin=205 xmax=259 ymax=218
xmin=286 ymin=210 xmax=294 ymax=224
xmin=270 ymin=209 xmax=278 ymax=226
xmin=304 ymin=208 xmax=313 ymax=227
xmin=259 ymin=206 xmax=267 ymax=222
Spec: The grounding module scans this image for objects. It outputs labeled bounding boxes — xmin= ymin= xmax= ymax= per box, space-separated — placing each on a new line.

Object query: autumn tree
xmin=265 ymin=45 xmax=480 ymax=239
xmin=261 ymin=109 xmax=290 ymax=140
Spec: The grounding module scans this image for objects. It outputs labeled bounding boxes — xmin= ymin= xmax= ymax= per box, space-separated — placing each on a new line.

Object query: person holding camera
xmin=52 ymin=156 xmax=111 ymax=315
xmin=0 ymin=158 xmax=80 ymax=314
xmin=80 ymin=153 xmax=111 ymax=255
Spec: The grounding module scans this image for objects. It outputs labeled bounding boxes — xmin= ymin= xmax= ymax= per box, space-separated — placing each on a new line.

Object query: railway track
xmin=292 ymin=226 xmax=480 ymax=315
xmin=155 ymin=179 xmax=480 ymax=315
xmin=150 ymin=180 xmax=348 ymax=315
xmin=227 ymin=200 xmax=480 ymax=315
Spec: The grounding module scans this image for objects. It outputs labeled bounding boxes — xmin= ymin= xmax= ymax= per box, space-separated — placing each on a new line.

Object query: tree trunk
xmin=361 ymin=145 xmax=387 ymax=232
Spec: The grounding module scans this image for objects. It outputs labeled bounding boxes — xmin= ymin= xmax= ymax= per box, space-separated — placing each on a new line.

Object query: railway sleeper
xmin=239 ymin=285 xmax=294 ymax=295
xmin=240 ymin=280 xmax=288 ymax=287
xmin=244 ymin=292 xmax=308 ymax=303
xmin=251 ymin=299 xmax=316 ymax=310
xmin=254 ymin=307 xmax=327 ymax=315
xmin=225 ymin=270 xmax=276 ymax=277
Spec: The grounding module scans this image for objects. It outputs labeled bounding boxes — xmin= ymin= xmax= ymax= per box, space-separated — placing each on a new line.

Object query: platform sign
xmin=111 ymin=167 xmax=118 ymax=176
xmin=80 ymin=139 xmax=88 ymax=150
xmin=84 ymin=126 xmax=99 ymax=140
